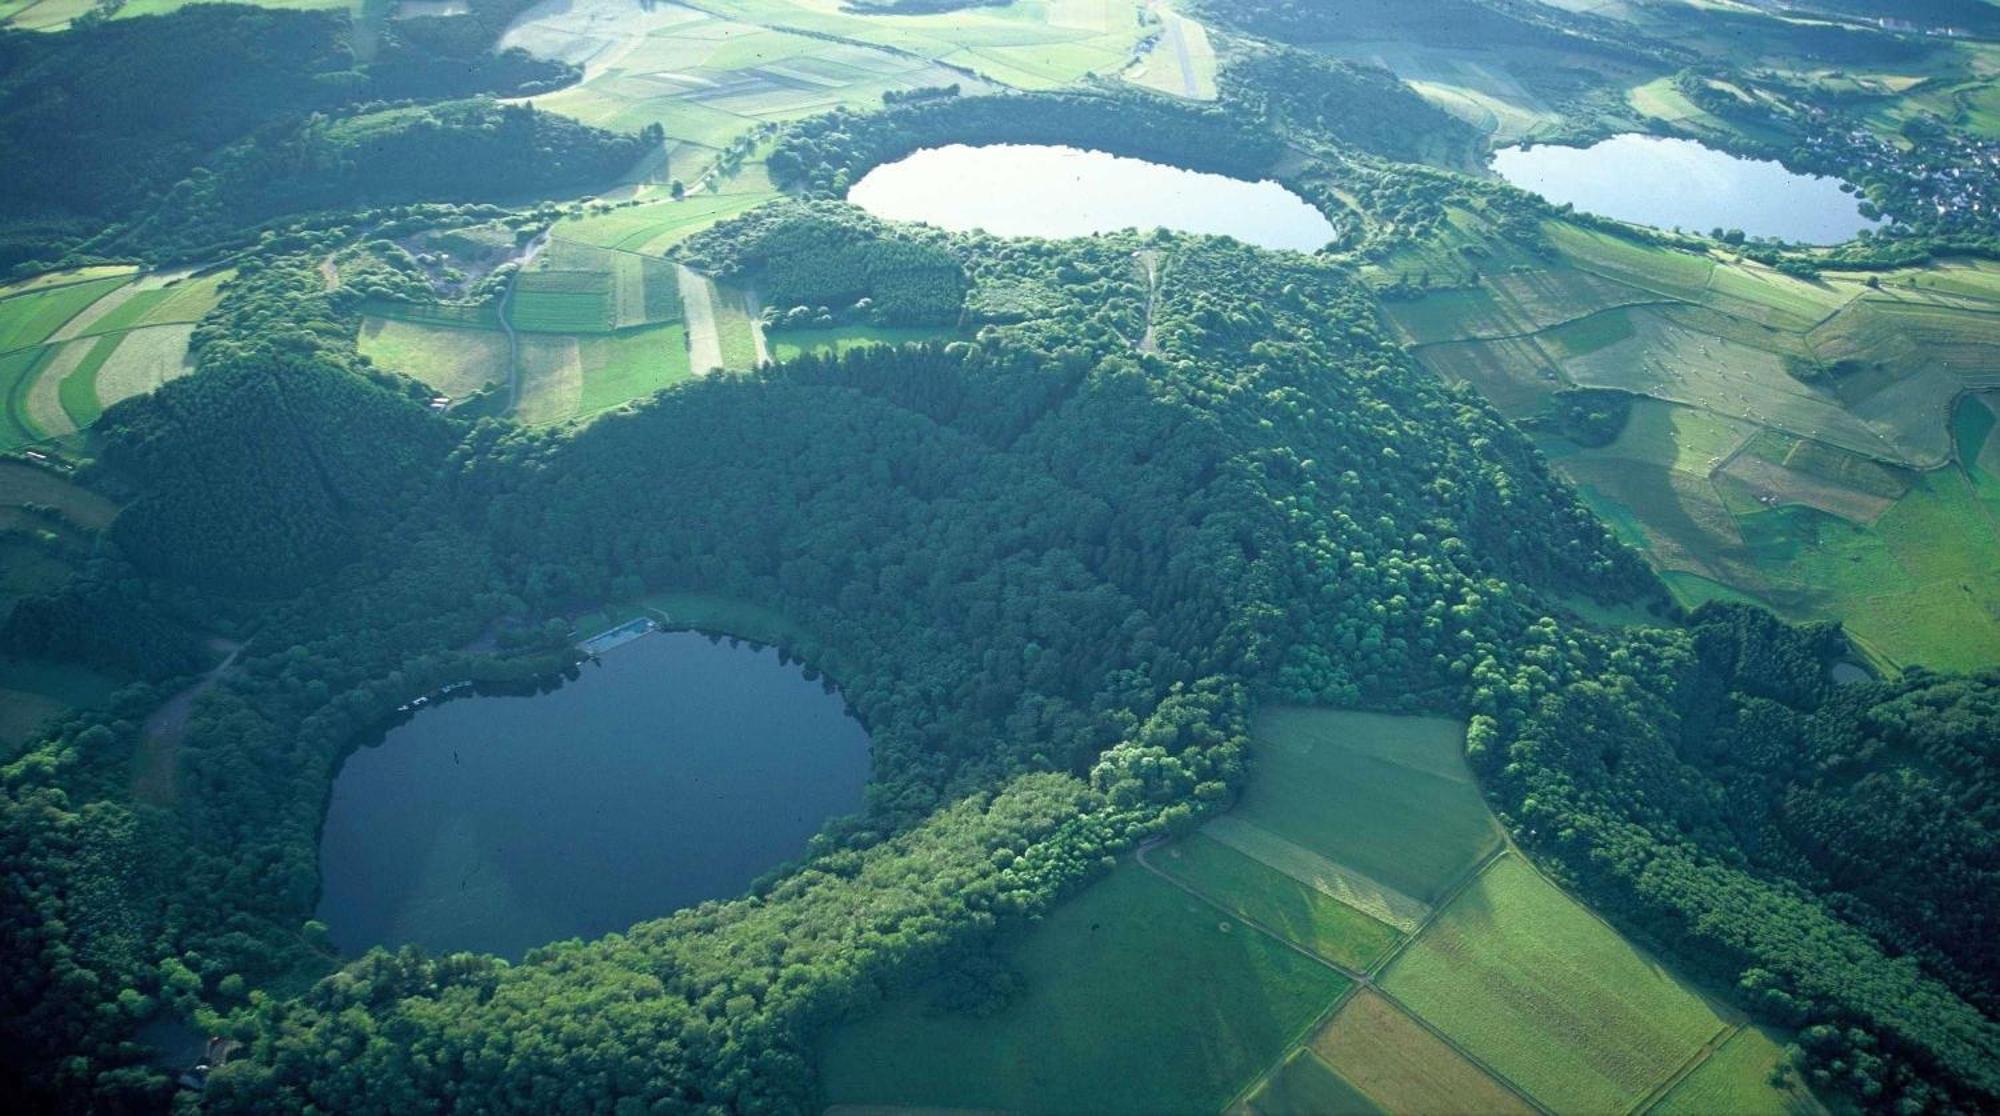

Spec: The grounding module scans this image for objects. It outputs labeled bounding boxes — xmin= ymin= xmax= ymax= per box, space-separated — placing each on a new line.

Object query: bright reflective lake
xmin=1492 ymin=133 xmax=1880 ymax=245
xmin=848 ymin=143 xmax=1337 ymax=251
xmin=316 ymin=631 xmax=870 ymax=958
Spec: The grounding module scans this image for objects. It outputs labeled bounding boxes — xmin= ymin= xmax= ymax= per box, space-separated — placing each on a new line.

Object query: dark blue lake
xmin=315 ymin=631 xmax=870 ymax=958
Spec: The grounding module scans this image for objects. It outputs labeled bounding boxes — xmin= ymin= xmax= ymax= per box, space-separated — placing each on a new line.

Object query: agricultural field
xmin=501 ymin=0 xmax=989 ymax=188
xmin=1229 ymin=707 xmax=1502 ymax=907
xmin=515 ymin=323 xmax=693 ymax=425
xmin=1653 ymin=1025 xmax=1827 ymax=1116
xmin=680 ymin=0 xmax=1149 ymax=91
xmin=1235 ymin=1048 xmax=1382 ymax=1116
xmin=1121 ymin=707 xmax=1783 ymax=1116
xmin=1150 ymin=833 xmax=1402 ymax=972
xmin=817 ymin=861 xmax=1353 ymax=1115
xmin=356 ymin=235 xmax=700 ymax=423
xmin=1314 ymin=41 xmax=1597 ymax=144
xmin=1389 ymin=206 xmax=2000 ymax=669
xmin=1307 ymin=991 xmax=1537 ymax=1116
xmin=1379 ymin=854 xmax=1732 ymax=1115
xmin=0 ymin=269 xmax=221 ymax=450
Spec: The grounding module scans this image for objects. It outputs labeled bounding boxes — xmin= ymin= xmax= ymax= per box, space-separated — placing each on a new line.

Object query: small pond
xmin=1491 ymin=133 xmax=1880 ymax=245
xmin=847 ymin=143 xmax=1338 ymax=251
xmin=316 ymin=631 xmax=870 ymax=958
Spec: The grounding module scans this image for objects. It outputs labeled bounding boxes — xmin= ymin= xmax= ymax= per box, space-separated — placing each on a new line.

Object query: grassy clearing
xmin=768 ymin=325 xmax=964 ymax=361
xmin=0 ymin=461 xmax=117 ymax=530
xmin=1153 ymin=833 xmax=1402 ymax=972
xmin=1310 ymin=990 xmax=1536 ymax=1116
xmin=558 ymin=191 xmax=780 ymax=255
xmin=1732 ymin=468 xmax=2000 ymax=671
xmin=711 ymin=284 xmax=762 ymax=370
xmin=1238 ymin=1049 xmax=1382 ymax=1116
xmin=818 ymin=862 xmax=1352 ymax=1115
xmin=1236 ymin=708 xmax=1501 ymax=905
xmin=578 ymin=324 xmax=693 ymax=414
xmin=1653 ymin=1026 xmax=1825 ymax=1116
xmin=361 ymin=299 xmax=503 ymax=330
xmin=90 ymin=324 xmax=196 ymax=414
xmin=357 ymin=317 xmax=510 ymax=400
xmin=1381 ymin=855 xmax=1730 ymax=1114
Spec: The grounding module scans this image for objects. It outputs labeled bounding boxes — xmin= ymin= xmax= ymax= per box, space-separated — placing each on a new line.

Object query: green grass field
xmin=1239 ymin=1048 xmax=1382 ymax=1116
xmin=1235 ymin=708 xmax=1502 ymax=905
xmin=1653 ymin=1026 xmax=1825 ymax=1116
xmin=1381 ymin=855 xmax=1730 ymax=1114
xmin=357 ymin=318 xmax=511 ymax=400
xmin=0 ymin=274 xmax=131 ymax=354
xmin=1310 ymin=990 xmax=1536 ymax=1116
xmin=818 ymin=862 xmax=1352 ymax=1115
xmin=56 ymin=333 xmax=126 ymax=430
xmin=578 ymin=324 xmax=693 ymax=415
xmin=1153 ymin=833 xmax=1402 ymax=972
xmin=510 ymin=271 xmax=615 ymax=334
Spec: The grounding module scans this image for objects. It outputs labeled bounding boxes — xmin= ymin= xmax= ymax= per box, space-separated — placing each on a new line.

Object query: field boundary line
xmin=1368 ymin=843 xmax=1506 ymax=978
xmin=1631 ymin=1021 xmax=1746 ymax=1116
xmin=1364 ymin=984 xmax=1555 ymax=1116
xmin=1142 ymin=838 xmax=1550 ymax=1116
xmin=1133 ymin=839 xmax=1370 ymax=982
xmin=1201 ymin=814 xmax=1430 ymax=932
xmin=1497 ymin=843 xmax=1753 ymax=1109
xmin=1363 ymin=849 xmax=1559 ymax=1115
xmin=1398 ymin=296 xmax=1680 ymax=350
xmin=1218 ymin=981 xmax=1365 ymax=1115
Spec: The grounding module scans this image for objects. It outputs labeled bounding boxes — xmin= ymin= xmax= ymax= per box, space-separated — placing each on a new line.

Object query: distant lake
xmin=1491 ymin=134 xmax=1880 ymax=245
xmin=848 ymin=144 xmax=1337 ymax=251
xmin=316 ymin=631 xmax=870 ymax=958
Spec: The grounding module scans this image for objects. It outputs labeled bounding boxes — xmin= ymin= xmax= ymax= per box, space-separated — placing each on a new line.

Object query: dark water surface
xmin=1492 ymin=133 xmax=1880 ymax=245
xmin=848 ymin=143 xmax=1338 ymax=251
xmin=316 ymin=632 xmax=870 ymax=958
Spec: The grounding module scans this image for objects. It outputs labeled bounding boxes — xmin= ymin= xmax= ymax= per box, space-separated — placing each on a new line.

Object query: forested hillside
xmin=0 ymin=3 xmax=1995 ymax=1114
xmin=0 ymin=3 xmax=638 ymax=270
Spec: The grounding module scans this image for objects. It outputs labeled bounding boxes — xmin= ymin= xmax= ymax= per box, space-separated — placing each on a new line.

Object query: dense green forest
xmin=0 ymin=1 xmax=1996 ymax=1113
xmin=8 ymin=207 xmax=1996 ymax=1112
xmin=766 ymin=89 xmax=1284 ymax=195
xmin=679 ymin=203 xmax=968 ymax=328
xmin=0 ymin=3 xmax=644 ymax=271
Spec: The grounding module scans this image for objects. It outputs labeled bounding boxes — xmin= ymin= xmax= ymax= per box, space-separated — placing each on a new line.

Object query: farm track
xmin=677 ymin=264 xmax=724 ymax=374
xmin=1136 ymin=839 xmax=1554 ymax=1116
